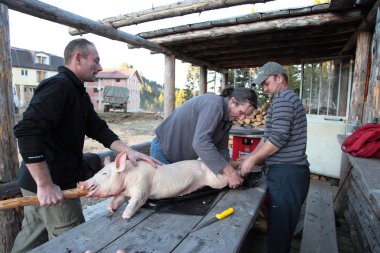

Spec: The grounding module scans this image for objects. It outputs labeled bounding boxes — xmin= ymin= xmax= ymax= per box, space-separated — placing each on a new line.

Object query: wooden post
xmin=199 ymin=66 xmax=207 ymax=94
xmin=349 ymin=31 xmax=371 ymax=123
xmin=164 ymin=54 xmax=175 ymax=118
xmin=364 ymin=7 xmax=380 ymax=124
xmin=0 ymin=4 xmax=22 ymax=252
xmin=221 ymin=73 xmax=228 ymax=91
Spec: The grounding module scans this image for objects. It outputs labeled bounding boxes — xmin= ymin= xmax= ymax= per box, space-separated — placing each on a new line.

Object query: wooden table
xmin=30 ymin=177 xmax=267 ymax=253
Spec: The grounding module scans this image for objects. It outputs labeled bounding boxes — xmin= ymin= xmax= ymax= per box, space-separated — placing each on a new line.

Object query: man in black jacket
xmin=11 ymin=38 xmax=159 ymax=253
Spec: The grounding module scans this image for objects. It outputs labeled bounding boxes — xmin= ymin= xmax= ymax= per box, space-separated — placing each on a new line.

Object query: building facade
xmin=85 ymin=68 xmax=142 ymax=112
xmin=11 ymin=47 xmax=63 ymax=107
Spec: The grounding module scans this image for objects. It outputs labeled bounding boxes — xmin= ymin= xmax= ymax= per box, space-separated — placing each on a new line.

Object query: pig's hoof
xmin=107 ymin=206 xmax=115 ymax=213
xmin=122 ymin=214 xmax=131 ymax=219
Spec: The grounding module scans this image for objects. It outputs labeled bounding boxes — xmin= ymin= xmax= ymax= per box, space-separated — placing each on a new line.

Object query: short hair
xmin=220 ymin=87 xmax=258 ymax=109
xmin=64 ymin=38 xmax=94 ymax=64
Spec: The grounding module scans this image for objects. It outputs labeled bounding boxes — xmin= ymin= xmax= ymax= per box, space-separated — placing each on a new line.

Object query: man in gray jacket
xmin=151 ymin=87 xmax=257 ymax=188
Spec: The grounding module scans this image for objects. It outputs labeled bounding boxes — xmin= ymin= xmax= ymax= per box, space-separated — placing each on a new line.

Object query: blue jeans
xmin=150 ymin=137 xmax=172 ymax=164
xmin=266 ymin=164 xmax=310 ymax=253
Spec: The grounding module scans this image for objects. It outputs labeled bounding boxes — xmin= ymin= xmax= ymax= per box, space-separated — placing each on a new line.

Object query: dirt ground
xmin=83 ymin=112 xmax=163 ymax=153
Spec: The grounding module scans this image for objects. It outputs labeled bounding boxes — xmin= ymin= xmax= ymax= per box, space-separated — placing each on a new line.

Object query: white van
xmin=12 ymin=84 xmax=20 ymax=114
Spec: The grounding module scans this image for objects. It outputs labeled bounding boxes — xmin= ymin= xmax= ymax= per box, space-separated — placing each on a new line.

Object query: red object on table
xmin=231 ymin=136 xmax=261 ymax=161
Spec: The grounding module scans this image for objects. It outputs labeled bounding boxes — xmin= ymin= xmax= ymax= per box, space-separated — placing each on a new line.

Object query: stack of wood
xmin=232 ymin=103 xmax=270 ymax=127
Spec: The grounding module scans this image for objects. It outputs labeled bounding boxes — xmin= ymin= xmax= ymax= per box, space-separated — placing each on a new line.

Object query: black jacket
xmin=14 ymin=66 xmax=119 ymax=192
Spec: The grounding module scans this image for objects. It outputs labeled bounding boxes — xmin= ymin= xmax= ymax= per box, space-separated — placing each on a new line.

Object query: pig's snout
xmin=77 ymin=181 xmax=99 ymax=196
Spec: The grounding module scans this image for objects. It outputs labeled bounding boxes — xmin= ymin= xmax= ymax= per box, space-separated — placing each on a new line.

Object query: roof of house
xmin=11 ymin=47 xmax=64 ymax=71
xmin=96 ymin=69 xmax=143 ymax=83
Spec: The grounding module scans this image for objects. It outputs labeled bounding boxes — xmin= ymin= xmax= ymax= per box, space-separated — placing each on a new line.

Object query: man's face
xmin=227 ymin=98 xmax=255 ymax=121
xmin=78 ymin=45 xmax=103 ymax=82
xmin=262 ymin=75 xmax=281 ymax=99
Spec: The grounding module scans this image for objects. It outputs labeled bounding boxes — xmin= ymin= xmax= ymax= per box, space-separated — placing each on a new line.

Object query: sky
xmin=7 ymin=0 xmax=316 ymax=87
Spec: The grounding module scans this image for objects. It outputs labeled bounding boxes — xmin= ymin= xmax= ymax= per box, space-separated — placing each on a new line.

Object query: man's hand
xmin=122 ymin=148 xmax=161 ymax=168
xmin=36 ymin=183 xmax=64 ymax=207
xmin=239 ymin=156 xmax=255 ymax=177
xmin=222 ymin=164 xmax=243 ymax=188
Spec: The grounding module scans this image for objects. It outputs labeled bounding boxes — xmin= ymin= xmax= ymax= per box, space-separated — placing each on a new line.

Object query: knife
xmin=191 ymin=207 xmax=234 ymax=232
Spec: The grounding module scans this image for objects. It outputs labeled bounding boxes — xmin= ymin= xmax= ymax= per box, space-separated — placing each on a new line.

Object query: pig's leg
xmin=108 ymin=195 xmax=130 ymax=212
xmin=204 ymin=173 xmax=228 ymax=189
xmin=122 ymin=187 xmax=149 ymax=219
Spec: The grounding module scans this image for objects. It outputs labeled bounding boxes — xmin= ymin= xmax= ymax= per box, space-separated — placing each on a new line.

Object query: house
xmin=11 ymin=47 xmax=63 ymax=106
xmin=85 ymin=68 xmax=142 ymax=112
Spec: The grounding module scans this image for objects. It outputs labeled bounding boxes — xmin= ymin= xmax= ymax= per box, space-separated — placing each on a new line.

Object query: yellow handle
xmin=215 ymin=207 xmax=234 ymax=220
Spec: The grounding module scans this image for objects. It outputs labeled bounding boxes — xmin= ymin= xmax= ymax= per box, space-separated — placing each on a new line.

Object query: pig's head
xmin=78 ymin=152 xmax=131 ymax=198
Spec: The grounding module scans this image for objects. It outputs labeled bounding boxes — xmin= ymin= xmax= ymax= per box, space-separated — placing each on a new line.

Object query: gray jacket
xmin=155 ymin=94 xmax=231 ymax=173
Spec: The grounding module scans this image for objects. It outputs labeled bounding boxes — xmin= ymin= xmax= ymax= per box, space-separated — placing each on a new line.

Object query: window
xmin=301 ymin=58 xmax=352 ymax=117
xmin=35 ymin=55 xmax=48 ymax=64
xmin=36 ymin=70 xmax=47 ymax=82
xmin=21 ymin=69 xmax=28 ymax=76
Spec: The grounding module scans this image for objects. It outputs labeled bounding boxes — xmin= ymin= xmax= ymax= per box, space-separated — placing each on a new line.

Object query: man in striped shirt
xmin=240 ymin=62 xmax=310 ymax=253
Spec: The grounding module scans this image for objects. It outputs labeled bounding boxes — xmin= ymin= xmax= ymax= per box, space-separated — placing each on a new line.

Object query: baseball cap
xmin=252 ymin=62 xmax=286 ymax=86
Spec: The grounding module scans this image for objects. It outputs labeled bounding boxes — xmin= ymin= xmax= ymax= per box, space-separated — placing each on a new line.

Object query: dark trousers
xmin=266 ymin=164 xmax=310 ymax=253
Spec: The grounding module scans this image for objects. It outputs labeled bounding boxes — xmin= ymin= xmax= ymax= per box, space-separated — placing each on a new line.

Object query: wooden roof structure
xmin=129 ymin=2 xmax=377 ymax=70
xmin=2 ymin=0 xmax=378 ymax=74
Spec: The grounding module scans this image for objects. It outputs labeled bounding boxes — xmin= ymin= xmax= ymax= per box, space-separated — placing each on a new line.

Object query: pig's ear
xmin=104 ymin=156 xmax=111 ymax=165
xmin=115 ymin=152 xmax=127 ymax=172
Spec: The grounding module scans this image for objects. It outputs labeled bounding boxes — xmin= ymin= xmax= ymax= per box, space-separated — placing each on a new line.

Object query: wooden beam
xmin=144 ymin=10 xmax=363 ymax=45
xmin=221 ymin=73 xmax=228 ymax=90
xmin=0 ymin=0 xmax=227 ymax=74
xmin=199 ymin=66 xmax=207 ymax=94
xmin=202 ymin=44 xmax=345 ymax=62
xmin=135 ymin=4 xmax=330 ymax=40
xmin=363 ymin=7 xmax=380 ymax=124
xmin=340 ymin=0 xmax=380 ymax=53
xmin=169 ymin=23 xmax=357 ymax=53
xmin=349 ymin=32 xmax=371 ymax=123
xmin=187 ymin=34 xmax=351 ymax=58
xmin=164 ymin=55 xmax=175 ymax=118
xmin=0 ymin=4 xmax=22 ymax=252
xmin=329 ymin=0 xmax=356 ymax=10
xmin=68 ymin=0 xmax=270 ymax=36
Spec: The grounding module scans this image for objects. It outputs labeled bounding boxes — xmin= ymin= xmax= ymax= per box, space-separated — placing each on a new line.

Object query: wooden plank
xmin=347 ymin=182 xmax=380 ymax=252
xmin=83 ymin=198 xmax=111 ymax=221
xmin=29 ymin=203 xmax=155 ymax=253
xmin=172 ymin=177 xmax=266 ymax=253
xmin=344 ymin=202 xmax=369 ymax=252
xmin=98 ymin=191 xmax=228 ymax=252
xmin=348 ymin=156 xmax=380 ymax=198
xmin=300 ymin=180 xmax=338 ymax=253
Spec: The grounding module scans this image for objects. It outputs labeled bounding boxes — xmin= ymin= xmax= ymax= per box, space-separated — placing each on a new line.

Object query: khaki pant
xmin=11 ymin=189 xmax=85 ymax=253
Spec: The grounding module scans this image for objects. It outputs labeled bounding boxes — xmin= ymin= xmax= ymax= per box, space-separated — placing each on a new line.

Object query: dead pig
xmin=78 ymin=151 xmax=228 ymax=219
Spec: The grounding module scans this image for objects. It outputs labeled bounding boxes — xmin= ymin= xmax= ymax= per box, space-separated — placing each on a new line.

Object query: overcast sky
xmin=8 ymin=0 xmax=315 ymax=87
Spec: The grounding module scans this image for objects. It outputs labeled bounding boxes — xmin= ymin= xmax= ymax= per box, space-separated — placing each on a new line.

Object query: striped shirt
xmin=264 ymin=88 xmax=309 ymax=166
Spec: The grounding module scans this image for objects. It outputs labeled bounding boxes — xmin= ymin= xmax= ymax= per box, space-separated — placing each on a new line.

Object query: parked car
xmin=12 ymin=84 xmax=20 ymax=114
xmin=103 ymin=86 xmax=129 ymax=113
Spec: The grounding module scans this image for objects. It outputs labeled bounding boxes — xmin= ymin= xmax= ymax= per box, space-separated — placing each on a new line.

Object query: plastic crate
xmin=231 ymin=135 xmax=261 ymax=160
